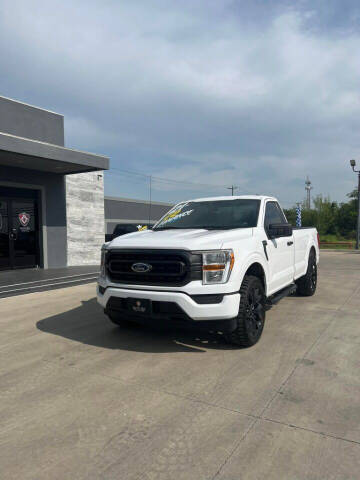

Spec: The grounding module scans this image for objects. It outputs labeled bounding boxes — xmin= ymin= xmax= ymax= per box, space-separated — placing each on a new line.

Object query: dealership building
xmin=0 ymin=96 xmax=172 ymax=273
xmin=0 ymin=95 xmax=110 ymax=271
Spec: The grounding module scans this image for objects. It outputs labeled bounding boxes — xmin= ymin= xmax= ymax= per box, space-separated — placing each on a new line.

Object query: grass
xmin=319 ymin=234 xmax=355 ymax=249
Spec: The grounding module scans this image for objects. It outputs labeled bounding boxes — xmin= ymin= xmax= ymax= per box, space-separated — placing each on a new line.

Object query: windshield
xmin=153 ymin=199 xmax=261 ymax=230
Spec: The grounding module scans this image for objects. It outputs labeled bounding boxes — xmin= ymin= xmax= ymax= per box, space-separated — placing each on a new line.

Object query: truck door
xmin=264 ymin=201 xmax=295 ymax=294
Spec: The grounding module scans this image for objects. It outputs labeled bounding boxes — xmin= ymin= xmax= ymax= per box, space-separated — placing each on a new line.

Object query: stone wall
xmin=66 ymin=171 xmax=104 ymax=266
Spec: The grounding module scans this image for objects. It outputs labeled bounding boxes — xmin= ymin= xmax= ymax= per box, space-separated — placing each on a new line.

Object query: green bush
xmin=284 ymin=190 xmax=358 ymax=241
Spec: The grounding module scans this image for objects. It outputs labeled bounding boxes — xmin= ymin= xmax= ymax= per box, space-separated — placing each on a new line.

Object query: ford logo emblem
xmin=131 ymin=262 xmax=152 ymax=273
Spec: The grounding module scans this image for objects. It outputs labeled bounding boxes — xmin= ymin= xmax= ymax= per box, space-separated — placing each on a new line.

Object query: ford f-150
xmin=97 ymin=196 xmax=319 ymax=347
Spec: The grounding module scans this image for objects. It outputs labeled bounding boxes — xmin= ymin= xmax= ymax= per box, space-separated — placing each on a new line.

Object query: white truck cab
xmin=98 ymin=195 xmax=319 ymax=347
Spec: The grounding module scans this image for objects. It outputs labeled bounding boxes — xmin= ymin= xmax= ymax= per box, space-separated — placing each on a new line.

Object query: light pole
xmin=350 ymin=159 xmax=360 ymax=250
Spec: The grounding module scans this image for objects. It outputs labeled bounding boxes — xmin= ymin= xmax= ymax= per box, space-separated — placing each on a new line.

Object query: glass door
xmin=0 ymin=199 xmax=10 ymax=270
xmin=10 ymin=199 xmax=39 ymax=269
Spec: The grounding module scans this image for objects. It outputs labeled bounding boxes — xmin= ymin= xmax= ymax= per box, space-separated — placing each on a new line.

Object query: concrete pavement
xmin=0 ymin=251 xmax=359 ymax=479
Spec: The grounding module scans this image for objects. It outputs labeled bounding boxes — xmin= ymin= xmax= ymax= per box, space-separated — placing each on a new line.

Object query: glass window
xmin=264 ymin=202 xmax=286 ymax=229
xmin=154 ymin=199 xmax=261 ymax=230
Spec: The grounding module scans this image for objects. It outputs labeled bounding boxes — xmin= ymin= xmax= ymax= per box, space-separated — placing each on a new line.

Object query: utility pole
xmin=305 ymin=176 xmax=313 ymax=209
xmin=350 ymin=160 xmax=360 ymax=250
xmin=227 ymin=185 xmax=238 ymax=196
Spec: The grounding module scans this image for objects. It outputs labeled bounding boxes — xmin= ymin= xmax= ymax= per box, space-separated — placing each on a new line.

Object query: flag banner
xmin=296 ymin=205 xmax=302 ymax=227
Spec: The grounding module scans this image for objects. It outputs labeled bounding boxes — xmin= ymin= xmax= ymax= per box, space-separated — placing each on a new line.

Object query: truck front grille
xmin=106 ymin=249 xmax=202 ymax=286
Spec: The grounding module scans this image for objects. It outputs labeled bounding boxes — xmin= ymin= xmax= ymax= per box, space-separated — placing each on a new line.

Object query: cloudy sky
xmin=0 ymin=0 xmax=359 ymax=206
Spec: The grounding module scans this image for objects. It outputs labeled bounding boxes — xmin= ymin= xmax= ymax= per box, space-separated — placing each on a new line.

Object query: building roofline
xmin=0 ymin=94 xmax=63 ymax=117
xmin=0 ymin=131 xmax=108 ymax=160
xmin=0 ymin=131 xmax=109 ymax=173
xmin=105 ymin=196 xmax=172 ymax=206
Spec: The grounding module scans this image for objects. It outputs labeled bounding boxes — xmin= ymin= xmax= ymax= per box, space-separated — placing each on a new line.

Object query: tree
xmin=312 ymin=195 xmax=338 ymax=235
xmin=284 ymin=207 xmax=296 ymax=225
xmin=284 ymin=191 xmax=357 ymax=239
xmin=336 ymin=191 xmax=357 ymax=239
xmin=347 ymin=189 xmax=358 ymax=201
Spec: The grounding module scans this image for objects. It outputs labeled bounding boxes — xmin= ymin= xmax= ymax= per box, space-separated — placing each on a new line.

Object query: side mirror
xmin=268 ymin=223 xmax=293 ymax=239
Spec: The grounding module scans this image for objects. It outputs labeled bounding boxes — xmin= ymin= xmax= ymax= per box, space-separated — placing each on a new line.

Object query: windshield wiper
xmin=154 ymin=225 xmax=238 ymax=231
xmin=153 ymin=226 xmax=184 ymax=231
xmin=188 ymin=226 xmax=235 ymax=230
xmin=155 ymin=226 xmax=212 ymax=231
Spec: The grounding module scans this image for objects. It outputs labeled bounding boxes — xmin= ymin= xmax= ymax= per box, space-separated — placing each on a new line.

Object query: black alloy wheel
xmin=245 ymin=283 xmax=266 ymax=343
xmin=225 ymin=275 xmax=266 ymax=347
xmin=296 ymin=251 xmax=317 ymax=296
xmin=310 ymin=258 xmax=317 ymax=292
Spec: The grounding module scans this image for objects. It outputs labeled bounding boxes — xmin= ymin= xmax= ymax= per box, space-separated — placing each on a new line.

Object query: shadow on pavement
xmin=36 ymin=297 xmax=237 ymax=353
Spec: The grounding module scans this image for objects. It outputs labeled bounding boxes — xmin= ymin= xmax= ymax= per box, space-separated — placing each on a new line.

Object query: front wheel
xmin=296 ymin=251 xmax=317 ymax=296
xmin=224 ymin=275 xmax=266 ymax=348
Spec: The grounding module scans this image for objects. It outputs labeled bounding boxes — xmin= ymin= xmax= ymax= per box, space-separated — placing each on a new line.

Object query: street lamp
xmin=350 ymin=159 xmax=360 ymax=250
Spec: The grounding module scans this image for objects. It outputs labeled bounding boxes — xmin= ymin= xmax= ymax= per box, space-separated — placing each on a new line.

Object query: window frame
xmin=264 ymin=201 xmax=288 ymax=237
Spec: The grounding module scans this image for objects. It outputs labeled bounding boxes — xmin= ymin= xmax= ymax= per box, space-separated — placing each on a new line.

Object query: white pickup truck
xmin=97 ymin=196 xmax=319 ymax=347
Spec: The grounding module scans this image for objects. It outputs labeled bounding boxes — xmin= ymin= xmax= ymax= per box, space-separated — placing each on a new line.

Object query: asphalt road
xmin=1 ymin=251 xmax=360 ymax=480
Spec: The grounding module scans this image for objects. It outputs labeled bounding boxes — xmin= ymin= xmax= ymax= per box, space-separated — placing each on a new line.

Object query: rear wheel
xmin=225 ymin=275 xmax=266 ymax=347
xmin=296 ymin=251 xmax=317 ymax=296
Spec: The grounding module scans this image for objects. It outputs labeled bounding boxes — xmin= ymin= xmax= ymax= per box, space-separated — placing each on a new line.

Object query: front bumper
xmin=97 ymin=285 xmax=240 ymax=321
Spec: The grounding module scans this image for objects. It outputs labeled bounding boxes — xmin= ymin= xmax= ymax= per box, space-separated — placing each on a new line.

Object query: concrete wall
xmin=66 ymin=172 xmax=105 ymax=265
xmin=105 ymin=197 xmax=172 ymax=234
xmin=0 ymin=96 xmax=64 ymax=146
xmin=0 ymin=165 xmax=67 ymax=268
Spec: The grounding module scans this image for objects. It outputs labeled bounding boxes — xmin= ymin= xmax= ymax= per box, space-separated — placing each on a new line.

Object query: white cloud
xmin=0 ymin=0 xmax=359 ymax=203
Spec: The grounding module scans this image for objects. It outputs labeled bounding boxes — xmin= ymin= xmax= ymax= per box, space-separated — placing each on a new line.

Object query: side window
xmin=264 ymin=202 xmax=286 ymax=229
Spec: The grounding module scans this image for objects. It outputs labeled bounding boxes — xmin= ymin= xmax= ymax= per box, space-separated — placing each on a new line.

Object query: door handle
xmin=287 ymin=241 xmax=294 ymax=246
xmin=9 ymin=228 xmax=17 ymax=240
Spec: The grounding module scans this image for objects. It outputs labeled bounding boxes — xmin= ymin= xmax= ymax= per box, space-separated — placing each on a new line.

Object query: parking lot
xmin=1 ymin=251 xmax=360 ymax=479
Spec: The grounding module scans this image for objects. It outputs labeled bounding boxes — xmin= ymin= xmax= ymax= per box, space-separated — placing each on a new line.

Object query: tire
xmin=107 ymin=312 xmax=135 ymax=328
xmin=224 ymin=275 xmax=266 ymax=348
xmin=296 ymin=250 xmax=317 ymax=297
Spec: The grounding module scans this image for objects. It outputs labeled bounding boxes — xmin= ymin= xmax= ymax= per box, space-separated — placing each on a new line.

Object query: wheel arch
xmin=239 ymin=259 xmax=268 ymax=296
xmin=307 ymin=244 xmax=317 ymax=262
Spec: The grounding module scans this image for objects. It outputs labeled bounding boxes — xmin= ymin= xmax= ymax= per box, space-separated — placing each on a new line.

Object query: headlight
xmin=202 ymin=249 xmax=234 ymax=284
xmin=100 ymin=248 xmax=107 ymax=278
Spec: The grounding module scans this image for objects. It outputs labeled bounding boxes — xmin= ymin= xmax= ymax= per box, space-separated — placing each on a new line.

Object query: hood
xmin=108 ymin=228 xmax=253 ymax=251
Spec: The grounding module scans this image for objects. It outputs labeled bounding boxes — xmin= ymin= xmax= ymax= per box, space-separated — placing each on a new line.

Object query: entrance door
xmin=0 ymin=199 xmax=10 ymax=270
xmin=0 ymin=197 xmax=39 ymax=270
